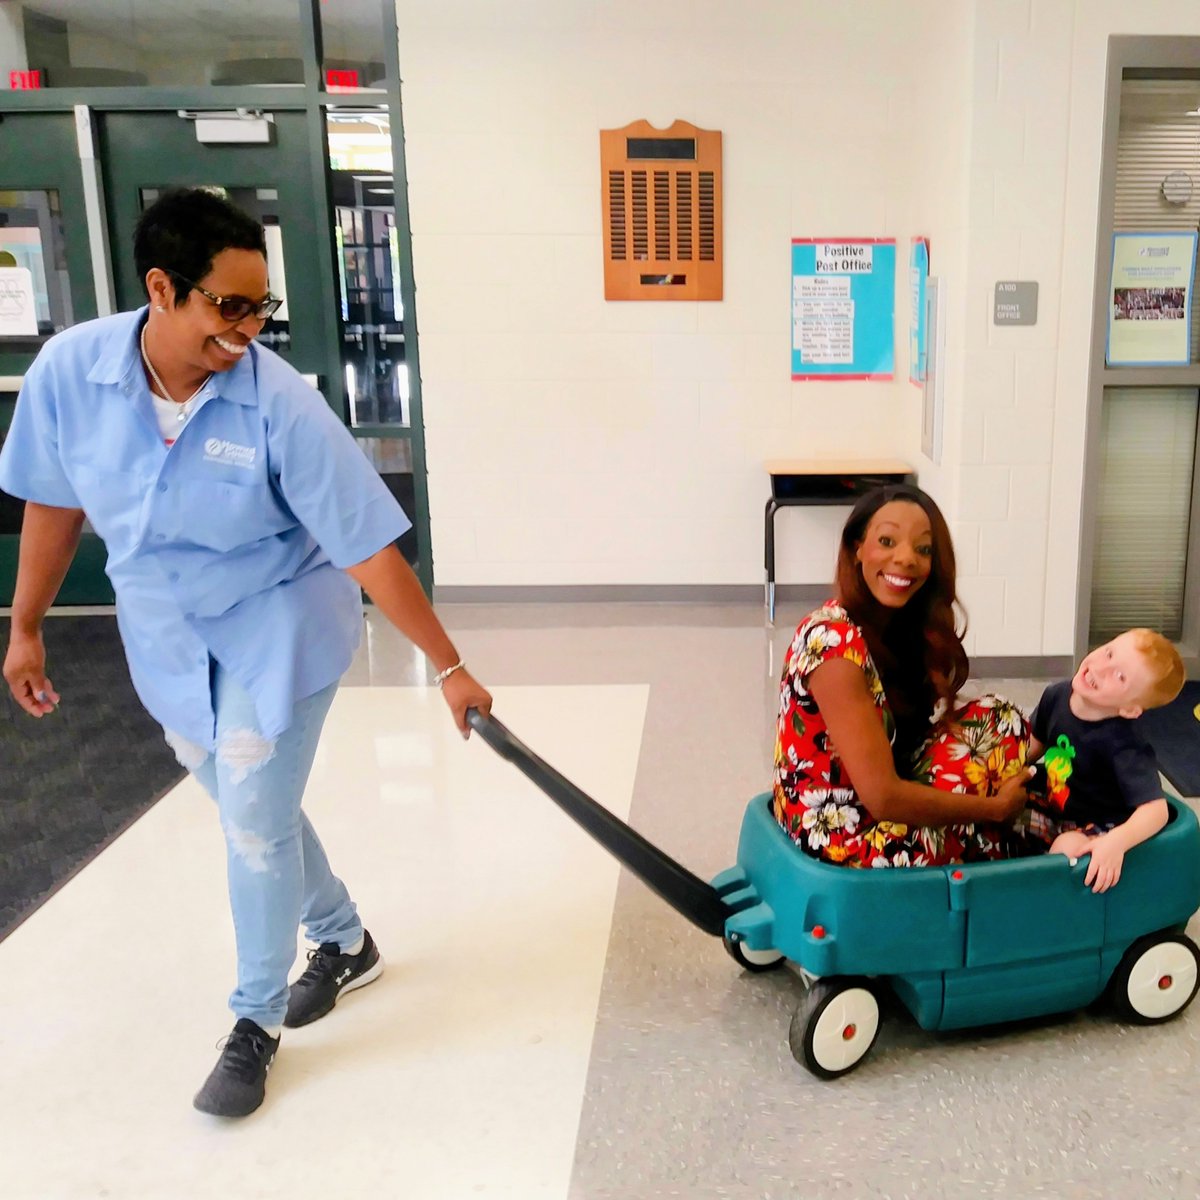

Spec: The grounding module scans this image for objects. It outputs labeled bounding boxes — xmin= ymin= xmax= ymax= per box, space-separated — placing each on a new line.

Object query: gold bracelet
xmin=434 ymin=660 xmax=465 ymax=688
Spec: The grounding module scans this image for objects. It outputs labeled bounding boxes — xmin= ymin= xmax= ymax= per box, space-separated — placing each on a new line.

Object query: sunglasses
xmin=169 ymin=272 xmax=283 ymax=322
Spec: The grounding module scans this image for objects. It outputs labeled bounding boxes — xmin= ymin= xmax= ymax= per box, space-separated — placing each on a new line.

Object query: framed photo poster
xmin=1106 ymin=231 xmax=1197 ymax=366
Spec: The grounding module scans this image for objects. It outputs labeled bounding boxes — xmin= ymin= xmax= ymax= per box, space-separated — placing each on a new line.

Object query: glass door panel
xmin=0 ymin=113 xmax=95 ymax=376
xmin=326 ymin=108 xmax=420 ymax=574
xmin=335 ymin=177 xmax=407 ymax=427
xmin=0 ymin=111 xmax=107 ymax=605
xmin=356 ymin=437 xmax=417 ymax=563
xmin=327 ymin=111 xmax=406 ymax=428
xmin=0 ymin=189 xmax=75 ymax=343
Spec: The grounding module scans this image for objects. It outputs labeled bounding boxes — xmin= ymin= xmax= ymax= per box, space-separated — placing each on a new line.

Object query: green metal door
xmin=0 ymin=111 xmax=110 ymax=604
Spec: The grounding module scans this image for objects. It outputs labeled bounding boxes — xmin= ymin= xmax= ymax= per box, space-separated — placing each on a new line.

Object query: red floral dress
xmin=772 ymin=602 xmax=1032 ymax=867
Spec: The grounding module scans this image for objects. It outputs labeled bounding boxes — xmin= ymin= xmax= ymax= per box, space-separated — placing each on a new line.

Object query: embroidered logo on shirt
xmin=203 ymin=438 xmax=256 ymax=470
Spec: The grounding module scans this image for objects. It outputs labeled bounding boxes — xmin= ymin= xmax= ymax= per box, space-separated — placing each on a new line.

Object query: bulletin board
xmin=791 ymin=237 xmax=895 ymax=380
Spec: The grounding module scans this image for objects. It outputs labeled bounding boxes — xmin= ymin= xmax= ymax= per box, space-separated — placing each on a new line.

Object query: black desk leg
xmin=764 ymin=498 xmax=779 ymax=623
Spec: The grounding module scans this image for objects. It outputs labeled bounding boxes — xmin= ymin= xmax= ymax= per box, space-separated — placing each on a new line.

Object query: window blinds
xmin=1089 ymin=387 xmax=1198 ymax=643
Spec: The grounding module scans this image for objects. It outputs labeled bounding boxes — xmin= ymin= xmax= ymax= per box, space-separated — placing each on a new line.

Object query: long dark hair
xmin=835 ymin=484 xmax=968 ymax=761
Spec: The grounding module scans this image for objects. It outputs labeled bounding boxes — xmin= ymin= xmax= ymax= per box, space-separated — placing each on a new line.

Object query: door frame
xmin=0 ymin=0 xmax=433 ymax=595
xmin=1079 ymin=35 xmax=1200 ymax=675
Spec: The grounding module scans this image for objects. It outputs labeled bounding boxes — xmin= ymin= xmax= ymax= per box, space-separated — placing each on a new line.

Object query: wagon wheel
xmin=1110 ymin=932 xmax=1200 ymax=1025
xmin=723 ymin=935 xmax=785 ymax=973
xmin=789 ymin=977 xmax=880 ymax=1080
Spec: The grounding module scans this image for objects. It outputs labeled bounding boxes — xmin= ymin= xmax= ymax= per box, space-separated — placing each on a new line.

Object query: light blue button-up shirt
xmin=0 ymin=309 xmax=411 ymax=748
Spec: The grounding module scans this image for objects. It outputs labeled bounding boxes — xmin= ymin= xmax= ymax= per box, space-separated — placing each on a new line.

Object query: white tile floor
xmin=7 ymin=601 xmax=1200 ymax=1199
xmin=0 ymin=685 xmax=648 ymax=1200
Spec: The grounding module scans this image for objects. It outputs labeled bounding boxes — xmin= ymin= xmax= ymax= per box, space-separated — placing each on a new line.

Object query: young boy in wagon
xmin=1026 ymin=628 xmax=1185 ymax=893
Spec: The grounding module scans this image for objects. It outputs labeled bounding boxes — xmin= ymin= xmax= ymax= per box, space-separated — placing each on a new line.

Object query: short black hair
xmin=133 ymin=188 xmax=266 ymax=304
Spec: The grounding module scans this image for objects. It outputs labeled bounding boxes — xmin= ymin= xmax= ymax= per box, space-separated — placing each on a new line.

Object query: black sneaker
xmin=193 ymin=1018 xmax=280 ymax=1118
xmin=284 ymin=929 xmax=383 ymax=1028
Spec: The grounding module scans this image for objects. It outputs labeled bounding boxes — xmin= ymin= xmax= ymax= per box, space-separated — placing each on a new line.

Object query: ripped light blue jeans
xmin=164 ymin=661 xmax=363 ymax=1029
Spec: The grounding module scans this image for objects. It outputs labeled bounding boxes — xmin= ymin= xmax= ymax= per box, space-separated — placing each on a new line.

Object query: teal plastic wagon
xmin=469 ymin=711 xmax=1200 ymax=1079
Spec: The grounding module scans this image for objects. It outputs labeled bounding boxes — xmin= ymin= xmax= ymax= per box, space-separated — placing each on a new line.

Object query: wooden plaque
xmin=600 ymin=119 xmax=722 ymax=301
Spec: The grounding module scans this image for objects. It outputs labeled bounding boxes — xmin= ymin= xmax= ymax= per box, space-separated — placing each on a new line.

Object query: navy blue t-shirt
xmin=1029 ymin=680 xmax=1164 ymax=827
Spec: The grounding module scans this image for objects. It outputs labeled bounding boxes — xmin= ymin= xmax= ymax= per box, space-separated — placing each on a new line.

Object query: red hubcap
xmin=1159 ymin=975 xmax=1174 ymax=990
xmin=842 ymin=1023 xmax=857 ymax=1040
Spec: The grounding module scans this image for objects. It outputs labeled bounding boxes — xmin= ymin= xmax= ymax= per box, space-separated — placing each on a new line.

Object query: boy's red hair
xmin=1129 ymin=629 xmax=1185 ymax=709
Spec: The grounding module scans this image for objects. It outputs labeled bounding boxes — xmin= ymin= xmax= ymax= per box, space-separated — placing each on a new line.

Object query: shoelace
xmin=215 ymin=1027 xmax=274 ymax=1081
xmin=295 ymin=943 xmax=342 ymax=987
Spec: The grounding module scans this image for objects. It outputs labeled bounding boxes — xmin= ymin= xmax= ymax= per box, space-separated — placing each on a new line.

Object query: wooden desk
xmin=764 ymin=458 xmax=916 ymax=622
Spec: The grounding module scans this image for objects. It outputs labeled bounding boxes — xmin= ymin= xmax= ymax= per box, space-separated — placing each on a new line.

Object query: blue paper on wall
xmin=791 ymin=238 xmax=895 ymax=380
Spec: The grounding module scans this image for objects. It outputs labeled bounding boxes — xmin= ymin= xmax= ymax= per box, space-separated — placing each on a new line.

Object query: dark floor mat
xmin=1140 ymin=681 xmax=1200 ymax=797
xmin=0 ymin=616 xmax=184 ymax=940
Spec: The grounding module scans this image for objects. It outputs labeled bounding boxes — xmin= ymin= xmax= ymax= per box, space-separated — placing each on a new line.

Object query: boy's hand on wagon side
xmin=1082 ymin=833 xmax=1125 ymax=894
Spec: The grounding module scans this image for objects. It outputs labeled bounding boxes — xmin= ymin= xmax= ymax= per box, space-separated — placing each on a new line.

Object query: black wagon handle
xmin=466 ymin=707 xmax=731 ymax=938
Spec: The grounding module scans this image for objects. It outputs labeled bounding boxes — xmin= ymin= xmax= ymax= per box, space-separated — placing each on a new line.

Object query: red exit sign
xmin=9 ymin=69 xmax=43 ymax=90
xmin=325 ymin=68 xmax=359 ymax=90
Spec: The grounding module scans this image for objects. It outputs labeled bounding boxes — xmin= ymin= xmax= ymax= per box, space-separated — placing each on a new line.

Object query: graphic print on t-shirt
xmin=1043 ymin=733 xmax=1076 ymax=810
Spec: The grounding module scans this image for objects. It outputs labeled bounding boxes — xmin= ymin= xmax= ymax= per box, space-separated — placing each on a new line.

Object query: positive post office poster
xmin=791 ymin=238 xmax=895 ymax=380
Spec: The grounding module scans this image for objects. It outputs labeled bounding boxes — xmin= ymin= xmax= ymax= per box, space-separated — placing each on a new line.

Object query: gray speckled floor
xmin=357 ymin=601 xmax=1200 ymax=1200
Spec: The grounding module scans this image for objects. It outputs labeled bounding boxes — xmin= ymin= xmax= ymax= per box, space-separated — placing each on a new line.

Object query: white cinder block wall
xmin=398 ymin=0 xmax=1200 ymax=658
xmin=400 ymin=0 xmax=962 ymax=588
xmin=951 ymin=0 xmax=1078 ymax=658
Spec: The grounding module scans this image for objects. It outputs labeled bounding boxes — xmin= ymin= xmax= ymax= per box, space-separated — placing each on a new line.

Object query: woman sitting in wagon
xmin=773 ymin=484 xmax=1036 ymax=867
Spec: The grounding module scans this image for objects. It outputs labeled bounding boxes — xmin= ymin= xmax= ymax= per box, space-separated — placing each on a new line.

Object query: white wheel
xmin=790 ymin=979 xmax=881 ymax=1079
xmin=723 ymin=936 xmax=785 ymax=973
xmin=740 ymin=946 xmax=785 ymax=968
xmin=1113 ymin=935 xmax=1200 ymax=1023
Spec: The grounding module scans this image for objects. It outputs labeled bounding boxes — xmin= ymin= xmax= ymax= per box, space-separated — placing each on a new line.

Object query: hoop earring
xmin=154 ymin=305 xmax=166 ymax=313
